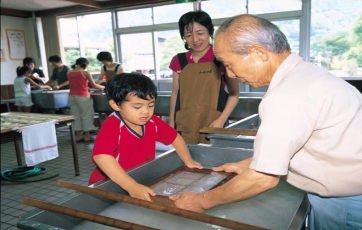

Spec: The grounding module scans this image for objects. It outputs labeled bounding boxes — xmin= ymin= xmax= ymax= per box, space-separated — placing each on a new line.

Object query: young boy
xmin=89 ymin=73 xmax=202 ymax=201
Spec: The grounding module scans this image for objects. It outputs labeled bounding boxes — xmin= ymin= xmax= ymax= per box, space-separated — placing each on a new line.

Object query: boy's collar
xmin=114 ymin=111 xmax=144 ymax=138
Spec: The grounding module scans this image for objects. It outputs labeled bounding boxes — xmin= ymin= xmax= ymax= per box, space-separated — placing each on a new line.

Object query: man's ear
xmin=109 ymin=99 xmax=120 ymax=111
xmin=248 ymin=45 xmax=269 ymax=62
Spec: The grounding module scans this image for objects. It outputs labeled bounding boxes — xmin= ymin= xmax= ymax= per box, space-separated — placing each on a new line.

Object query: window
xmin=154 ymin=30 xmax=184 ymax=79
xmin=274 ymin=20 xmax=300 ymax=54
xmin=118 ymin=8 xmax=152 ymax=28
xmin=153 ymin=3 xmax=193 ymax=24
xmin=201 ymin=0 xmax=247 ymax=18
xmin=57 ymin=0 xmax=360 ymax=92
xmin=59 ymin=17 xmax=80 ymax=68
xmin=120 ymin=33 xmax=154 ymax=77
xmin=59 ymin=12 xmax=113 ymax=72
xmin=248 ymin=0 xmax=302 ymax=14
xmin=310 ymin=0 xmax=362 ymax=77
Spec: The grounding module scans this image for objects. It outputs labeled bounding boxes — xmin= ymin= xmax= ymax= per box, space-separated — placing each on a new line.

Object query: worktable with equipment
xmin=18 ymin=145 xmax=309 ymax=230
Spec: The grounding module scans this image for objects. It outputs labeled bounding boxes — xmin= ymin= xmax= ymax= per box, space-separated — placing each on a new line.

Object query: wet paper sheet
xmin=149 ymin=167 xmax=235 ymax=206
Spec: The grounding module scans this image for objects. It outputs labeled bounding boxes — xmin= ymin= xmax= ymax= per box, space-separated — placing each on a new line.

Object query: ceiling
xmin=1 ymin=0 xmax=172 ymax=17
xmin=1 ymin=0 xmax=81 ymax=12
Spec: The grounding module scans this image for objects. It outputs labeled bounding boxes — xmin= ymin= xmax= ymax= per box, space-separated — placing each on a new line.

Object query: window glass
xmin=59 ymin=13 xmax=113 ymax=72
xmin=77 ymin=12 xmax=113 ymax=72
xmin=153 ymin=3 xmax=193 ymax=24
xmin=59 ymin=17 xmax=80 ymax=67
xmin=273 ymin=20 xmax=300 ymax=54
xmin=36 ymin=17 xmax=48 ymax=78
xmin=310 ymin=0 xmax=362 ymax=77
xmin=201 ymin=0 xmax=246 ymax=19
xmin=154 ymin=30 xmax=184 ymax=81
xmin=249 ymin=0 xmax=302 ymax=14
xmin=118 ymin=8 xmax=152 ymax=28
xmin=120 ymin=33 xmax=155 ymax=79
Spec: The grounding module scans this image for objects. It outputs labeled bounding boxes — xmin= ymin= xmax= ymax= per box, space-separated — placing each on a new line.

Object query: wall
xmin=1 ymin=15 xmax=39 ymax=85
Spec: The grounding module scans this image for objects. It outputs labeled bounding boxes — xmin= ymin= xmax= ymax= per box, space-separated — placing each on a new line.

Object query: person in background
xmin=170 ymin=14 xmax=362 ymax=230
xmin=168 ymin=10 xmax=240 ymax=144
xmin=96 ymin=51 xmax=123 ymax=85
xmin=46 ymin=55 xmax=70 ymax=89
xmin=23 ymin=57 xmax=46 ymax=86
xmin=89 ymin=73 xmax=202 ymax=201
xmin=55 ymin=57 xmax=104 ymax=142
xmin=14 ymin=66 xmax=52 ymax=112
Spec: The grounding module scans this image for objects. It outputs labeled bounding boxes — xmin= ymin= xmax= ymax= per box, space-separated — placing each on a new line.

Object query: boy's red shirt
xmin=89 ymin=112 xmax=177 ymax=185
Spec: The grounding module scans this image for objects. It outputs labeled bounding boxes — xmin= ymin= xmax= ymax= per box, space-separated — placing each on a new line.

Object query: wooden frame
xmin=148 ymin=166 xmax=235 ymax=207
xmin=55 ymin=180 xmax=262 ymax=229
xmin=6 ymin=29 xmax=26 ymax=60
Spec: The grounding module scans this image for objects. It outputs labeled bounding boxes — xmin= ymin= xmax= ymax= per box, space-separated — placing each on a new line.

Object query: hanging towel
xmin=21 ymin=120 xmax=59 ymax=166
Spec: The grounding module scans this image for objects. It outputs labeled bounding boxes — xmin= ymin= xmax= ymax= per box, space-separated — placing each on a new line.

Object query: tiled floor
xmin=1 ymin=126 xmax=96 ymax=230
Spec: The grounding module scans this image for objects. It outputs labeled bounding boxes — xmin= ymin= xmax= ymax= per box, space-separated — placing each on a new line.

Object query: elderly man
xmin=170 ymin=14 xmax=362 ymax=229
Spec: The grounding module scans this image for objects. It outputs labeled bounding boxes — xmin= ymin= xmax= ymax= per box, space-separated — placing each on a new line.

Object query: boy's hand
xmin=128 ymin=183 xmax=155 ymax=201
xmin=185 ymin=160 xmax=203 ymax=169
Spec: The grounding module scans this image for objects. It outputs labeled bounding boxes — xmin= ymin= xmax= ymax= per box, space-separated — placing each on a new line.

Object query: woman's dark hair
xmin=74 ymin=57 xmax=89 ymax=69
xmin=178 ymin=10 xmax=214 ymax=50
xmin=23 ymin=57 xmax=36 ymax=66
xmin=105 ymin=73 xmax=157 ymax=105
xmin=16 ymin=66 xmax=31 ymax=76
xmin=96 ymin=51 xmax=113 ymax=62
xmin=48 ymin=55 xmax=62 ymax=63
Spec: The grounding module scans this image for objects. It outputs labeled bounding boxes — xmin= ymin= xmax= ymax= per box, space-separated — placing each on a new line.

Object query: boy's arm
xmin=93 ymin=154 xmax=155 ymax=201
xmin=172 ymin=134 xmax=202 ymax=169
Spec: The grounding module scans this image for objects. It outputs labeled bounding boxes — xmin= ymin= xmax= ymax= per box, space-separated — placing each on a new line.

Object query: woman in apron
xmin=96 ymin=51 xmax=124 ymax=85
xmin=169 ymin=11 xmax=240 ymax=144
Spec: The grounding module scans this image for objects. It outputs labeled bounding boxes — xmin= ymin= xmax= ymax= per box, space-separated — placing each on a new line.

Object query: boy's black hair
xmin=97 ymin=51 xmax=113 ymax=62
xmin=105 ymin=73 xmax=157 ymax=105
xmin=16 ymin=66 xmax=31 ymax=76
xmin=48 ymin=55 xmax=62 ymax=63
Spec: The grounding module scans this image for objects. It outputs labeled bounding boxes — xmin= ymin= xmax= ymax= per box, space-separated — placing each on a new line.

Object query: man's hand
xmin=170 ymin=192 xmax=206 ymax=213
xmin=213 ymin=158 xmax=252 ymax=175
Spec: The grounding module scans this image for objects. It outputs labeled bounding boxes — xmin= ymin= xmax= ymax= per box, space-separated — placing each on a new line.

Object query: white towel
xmin=21 ymin=120 xmax=59 ymax=166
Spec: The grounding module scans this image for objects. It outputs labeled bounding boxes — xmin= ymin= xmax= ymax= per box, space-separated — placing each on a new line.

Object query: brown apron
xmin=176 ymin=62 xmax=221 ymax=144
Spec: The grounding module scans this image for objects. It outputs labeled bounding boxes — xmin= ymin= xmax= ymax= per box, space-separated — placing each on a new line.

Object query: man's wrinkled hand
xmin=170 ymin=192 xmax=205 ymax=213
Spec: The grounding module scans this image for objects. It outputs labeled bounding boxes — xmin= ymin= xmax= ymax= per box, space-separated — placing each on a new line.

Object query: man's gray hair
xmin=216 ymin=14 xmax=291 ymax=55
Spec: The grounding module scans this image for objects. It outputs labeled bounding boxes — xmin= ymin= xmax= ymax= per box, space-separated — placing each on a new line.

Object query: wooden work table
xmin=0 ymin=112 xmax=80 ymax=176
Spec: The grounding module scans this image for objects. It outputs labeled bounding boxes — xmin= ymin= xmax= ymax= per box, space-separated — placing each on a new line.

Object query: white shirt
xmin=250 ymin=53 xmax=362 ymax=196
